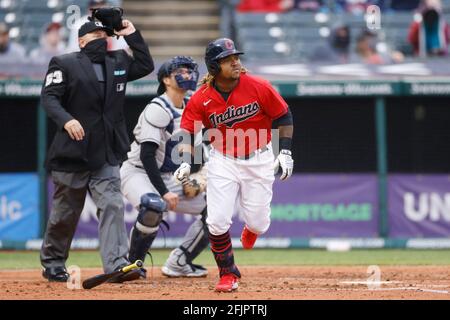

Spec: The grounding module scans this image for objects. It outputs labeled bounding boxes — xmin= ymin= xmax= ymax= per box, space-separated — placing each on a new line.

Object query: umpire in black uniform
xmin=40 ymin=18 xmax=154 ymax=282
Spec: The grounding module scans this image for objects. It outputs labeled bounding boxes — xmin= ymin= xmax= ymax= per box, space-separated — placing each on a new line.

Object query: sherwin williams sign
xmin=270 ymin=175 xmax=379 ymax=237
xmin=388 ymin=175 xmax=450 ymax=238
xmin=0 ymin=173 xmax=39 ymax=241
xmin=49 ymin=174 xmax=378 ymax=239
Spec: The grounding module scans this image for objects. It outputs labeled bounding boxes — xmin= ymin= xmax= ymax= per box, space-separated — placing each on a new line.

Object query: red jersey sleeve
xmin=181 ymin=95 xmax=204 ymax=134
xmin=258 ymin=80 xmax=288 ymax=120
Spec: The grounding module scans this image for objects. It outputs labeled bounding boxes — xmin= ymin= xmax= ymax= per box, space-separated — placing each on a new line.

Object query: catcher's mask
xmin=205 ymin=38 xmax=244 ymax=75
xmin=157 ymin=56 xmax=200 ymax=95
xmin=90 ymin=7 xmax=124 ymax=36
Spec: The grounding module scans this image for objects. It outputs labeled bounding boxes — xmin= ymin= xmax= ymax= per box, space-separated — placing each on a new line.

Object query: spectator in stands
xmin=345 ymin=0 xmax=372 ymax=15
xmin=67 ymin=0 xmax=128 ymax=52
xmin=365 ymin=0 xmax=420 ymax=11
xmin=236 ymin=0 xmax=293 ymax=12
xmin=29 ymin=22 xmax=67 ymax=65
xmin=353 ymin=30 xmax=385 ymax=64
xmin=331 ymin=0 xmax=350 ymax=12
xmin=389 ymin=0 xmax=421 ymax=11
xmin=0 ymin=23 xmax=26 ymax=63
xmin=418 ymin=0 xmax=442 ymax=12
xmin=352 ymin=29 xmax=405 ymax=64
xmin=309 ymin=23 xmax=351 ymax=63
xmin=408 ymin=3 xmax=450 ymax=57
xmin=292 ymin=0 xmax=325 ymax=11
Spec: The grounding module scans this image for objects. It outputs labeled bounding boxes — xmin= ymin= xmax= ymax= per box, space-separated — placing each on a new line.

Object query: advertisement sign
xmin=0 ymin=173 xmax=39 ymax=241
xmin=388 ymin=175 xmax=450 ymax=238
xmin=270 ymin=174 xmax=379 ymax=237
xmin=47 ymin=174 xmax=379 ymax=240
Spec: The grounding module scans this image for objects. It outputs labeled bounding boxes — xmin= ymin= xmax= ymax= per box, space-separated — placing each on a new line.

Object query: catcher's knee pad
xmin=135 ymin=193 xmax=167 ymax=234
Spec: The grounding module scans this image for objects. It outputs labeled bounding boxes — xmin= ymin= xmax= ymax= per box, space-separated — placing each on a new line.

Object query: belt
xmin=221 ymin=146 xmax=269 ymax=161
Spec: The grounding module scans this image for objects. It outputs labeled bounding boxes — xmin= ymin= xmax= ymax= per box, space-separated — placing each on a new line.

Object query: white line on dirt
xmin=340 ymin=281 xmax=402 ymax=285
xmin=372 ymin=287 xmax=449 ymax=294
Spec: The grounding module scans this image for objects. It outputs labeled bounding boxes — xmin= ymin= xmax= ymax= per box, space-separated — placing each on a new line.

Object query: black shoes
xmin=42 ymin=266 xmax=70 ymax=282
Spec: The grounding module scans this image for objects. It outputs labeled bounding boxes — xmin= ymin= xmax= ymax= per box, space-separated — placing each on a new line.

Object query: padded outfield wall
xmin=0 ymin=79 xmax=449 ymax=249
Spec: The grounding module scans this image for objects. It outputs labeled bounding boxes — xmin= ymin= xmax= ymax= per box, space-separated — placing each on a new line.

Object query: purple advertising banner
xmin=49 ymin=174 xmax=379 ymax=239
xmin=388 ymin=175 xmax=450 ymax=238
xmin=270 ymin=174 xmax=379 ymax=237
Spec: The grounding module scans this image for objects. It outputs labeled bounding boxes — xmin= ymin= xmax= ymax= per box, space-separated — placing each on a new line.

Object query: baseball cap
xmin=78 ymin=20 xmax=109 ymax=38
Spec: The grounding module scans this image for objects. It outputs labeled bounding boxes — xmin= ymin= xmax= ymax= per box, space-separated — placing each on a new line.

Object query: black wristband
xmin=280 ymin=137 xmax=292 ymax=151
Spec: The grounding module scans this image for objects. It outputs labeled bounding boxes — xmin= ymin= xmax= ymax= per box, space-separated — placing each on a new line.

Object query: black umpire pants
xmin=40 ymin=164 xmax=129 ymax=273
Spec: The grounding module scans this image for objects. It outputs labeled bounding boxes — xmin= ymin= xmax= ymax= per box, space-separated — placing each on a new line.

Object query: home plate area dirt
xmin=1 ymin=266 xmax=449 ymax=300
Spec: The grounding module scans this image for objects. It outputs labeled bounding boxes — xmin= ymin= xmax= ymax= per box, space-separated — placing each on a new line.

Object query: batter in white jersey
xmin=121 ymin=56 xmax=209 ymax=278
xmin=174 ymin=39 xmax=294 ymax=292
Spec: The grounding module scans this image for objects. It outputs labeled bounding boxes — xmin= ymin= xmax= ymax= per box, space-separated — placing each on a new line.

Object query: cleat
xmin=215 ymin=273 xmax=239 ymax=292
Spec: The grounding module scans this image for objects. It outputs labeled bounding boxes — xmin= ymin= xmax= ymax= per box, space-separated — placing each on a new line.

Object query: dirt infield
xmin=1 ymin=266 xmax=449 ymax=300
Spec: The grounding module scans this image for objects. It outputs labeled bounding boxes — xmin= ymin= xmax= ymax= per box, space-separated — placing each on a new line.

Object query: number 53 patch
xmin=45 ymin=70 xmax=63 ymax=87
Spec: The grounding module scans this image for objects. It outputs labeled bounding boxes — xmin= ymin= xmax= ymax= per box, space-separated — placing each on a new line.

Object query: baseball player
xmin=120 ymin=56 xmax=209 ymax=278
xmin=174 ymin=38 xmax=294 ymax=292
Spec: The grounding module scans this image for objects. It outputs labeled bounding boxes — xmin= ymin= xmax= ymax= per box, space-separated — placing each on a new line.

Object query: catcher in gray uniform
xmin=120 ymin=56 xmax=209 ymax=278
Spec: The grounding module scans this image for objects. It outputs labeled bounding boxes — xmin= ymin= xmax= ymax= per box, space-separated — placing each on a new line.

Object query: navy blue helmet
xmin=205 ymin=38 xmax=244 ymax=75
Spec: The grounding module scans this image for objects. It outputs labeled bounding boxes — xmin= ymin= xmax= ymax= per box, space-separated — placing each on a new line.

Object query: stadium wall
xmin=0 ymin=80 xmax=449 ymax=249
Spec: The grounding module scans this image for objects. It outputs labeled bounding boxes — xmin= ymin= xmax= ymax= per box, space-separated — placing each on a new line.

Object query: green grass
xmin=1 ymin=249 xmax=450 ymax=270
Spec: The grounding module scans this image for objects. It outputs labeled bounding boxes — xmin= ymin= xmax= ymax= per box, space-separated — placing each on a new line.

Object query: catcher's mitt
xmin=182 ymin=165 xmax=207 ymax=198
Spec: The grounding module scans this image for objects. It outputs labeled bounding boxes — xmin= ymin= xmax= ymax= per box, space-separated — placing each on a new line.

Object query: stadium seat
xmin=237 ymin=27 xmax=289 ymax=40
xmin=241 ymin=40 xmax=306 ymax=61
xmin=285 ymin=11 xmax=328 ymax=26
xmin=235 ymin=12 xmax=284 ymax=27
xmin=23 ymin=13 xmax=54 ymax=27
xmin=21 ymin=0 xmax=63 ymax=11
xmin=382 ymin=12 xmax=413 ymax=27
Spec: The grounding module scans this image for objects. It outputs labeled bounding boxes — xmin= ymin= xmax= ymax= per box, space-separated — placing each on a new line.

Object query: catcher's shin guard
xmin=209 ymin=230 xmax=241 ymax=278
xmin=164 ymin=207 xmax=209 ymax=272
xmin=128 ymin=193 xmax=166 ymax=262
xmin=181 ymin=207 xmax=209 ymax=263
xmin=128 ymin=225 xmax=157 ymax=263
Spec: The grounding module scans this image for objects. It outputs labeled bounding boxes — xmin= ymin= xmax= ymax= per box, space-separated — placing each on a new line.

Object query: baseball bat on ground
xmin=82 ymin=260 xmax=143 ymax=290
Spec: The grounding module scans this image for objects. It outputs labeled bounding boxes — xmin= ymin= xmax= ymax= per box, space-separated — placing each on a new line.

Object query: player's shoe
xmin=161 ymin=263 xmax=208 ymax=278
xmin=42 ymin=266 xmax=70 ymax=282
xmin=240 ymin=226 xmax=258 ymax=249
xmin=215 ymin=273 xmax=239 ymax=292
xmin=107 ymin=265 xmax=142 ymax=283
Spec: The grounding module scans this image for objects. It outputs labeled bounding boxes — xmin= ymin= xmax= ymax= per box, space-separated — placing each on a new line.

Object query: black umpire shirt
xmin=41 ymin=30 xmax=154 ymax=172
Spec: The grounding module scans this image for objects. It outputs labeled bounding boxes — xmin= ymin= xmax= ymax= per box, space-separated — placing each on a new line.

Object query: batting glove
xmin=274 ymin=149 xmax=294 ymax=181
xmin=173 ymin=162 xmax=191 ymax=185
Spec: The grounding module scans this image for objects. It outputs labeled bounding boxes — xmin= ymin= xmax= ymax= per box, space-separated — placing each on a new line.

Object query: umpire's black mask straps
xmin=82 ymin=38 xmax=107 ymax=63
